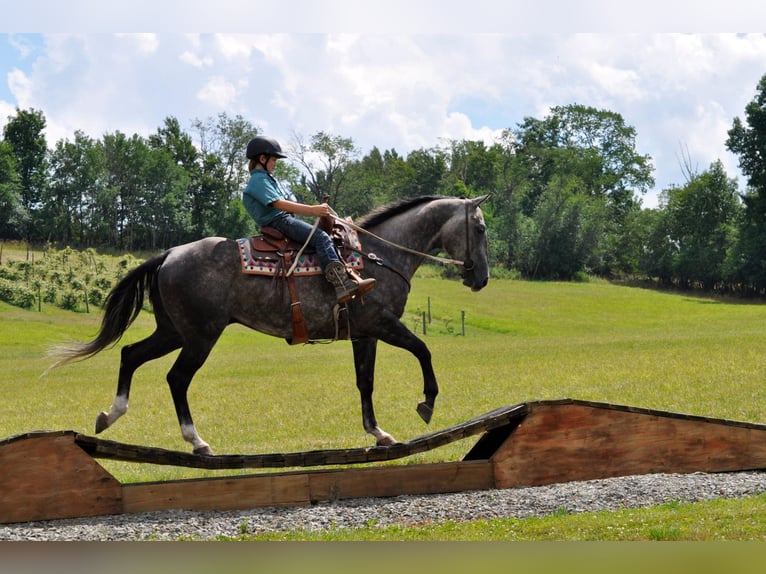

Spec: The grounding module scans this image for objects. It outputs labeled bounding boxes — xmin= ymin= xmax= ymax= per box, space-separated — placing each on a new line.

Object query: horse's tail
xmin=47 ymin=251 xmax=170 ymax=369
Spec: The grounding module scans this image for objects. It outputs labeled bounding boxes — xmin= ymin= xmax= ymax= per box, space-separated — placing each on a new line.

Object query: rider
xmin=242 ymin=135 xmax=375 ymax=303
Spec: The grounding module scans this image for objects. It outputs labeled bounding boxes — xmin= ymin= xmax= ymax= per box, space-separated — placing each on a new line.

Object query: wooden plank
xmin=492 ymin=401 xmax=766 ymax=488
xmin=122 ymin=460 xmax=494 ymax=514
xmin=307 ymin=461 xmax=494 ymax=502
xmin=0 ymin=431 xmax=122 ymax=524
xmin=9 ymin=399 xmax=766 ymax=523
xmin=74 ymin=403 xmax=528 ymax=469
xmin=122 ymin=473 xmax=311 ymax=513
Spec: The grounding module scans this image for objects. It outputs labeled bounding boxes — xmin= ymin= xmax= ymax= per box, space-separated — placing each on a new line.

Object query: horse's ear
xmin=472 ymin=194 xmax=491 ymax=208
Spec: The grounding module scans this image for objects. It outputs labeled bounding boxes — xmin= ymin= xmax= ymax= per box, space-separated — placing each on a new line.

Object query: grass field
xmin=2 ymin=271 xmax=766 ymax=540
xmin=3 ymin=274 xmax=766 ymax=473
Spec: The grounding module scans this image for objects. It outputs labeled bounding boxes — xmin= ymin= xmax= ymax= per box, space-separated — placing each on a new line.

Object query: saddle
xmin=236 ymin=217 xmax=365 ymax=345
xmin=238 ymin=217 xmax=364 ymax=276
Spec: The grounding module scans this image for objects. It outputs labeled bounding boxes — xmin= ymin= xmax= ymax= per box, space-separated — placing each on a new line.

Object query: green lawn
xmin=2 ymin=273 xmax=766 ymax=539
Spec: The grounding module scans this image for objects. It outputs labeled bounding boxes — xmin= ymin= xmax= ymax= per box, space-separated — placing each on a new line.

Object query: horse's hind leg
xmin=352 ymin=338 xmax=397 ymax=446
xmin=96 ymin=329 xmax=181 ymax=433
xmin=166 ymin=344 xmax=216 ymax=455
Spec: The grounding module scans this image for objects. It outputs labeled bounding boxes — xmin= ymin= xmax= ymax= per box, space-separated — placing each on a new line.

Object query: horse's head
xmin=443 ymin=195 xmax=490 ymax=292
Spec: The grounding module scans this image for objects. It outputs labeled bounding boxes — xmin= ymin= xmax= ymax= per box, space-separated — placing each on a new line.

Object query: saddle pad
xmin=237 ymin=230 xmax=365 ymax=276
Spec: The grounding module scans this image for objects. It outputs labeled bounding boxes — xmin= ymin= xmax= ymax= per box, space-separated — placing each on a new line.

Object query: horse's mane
xmin=357 ymin=195 xmax=445 ymax=230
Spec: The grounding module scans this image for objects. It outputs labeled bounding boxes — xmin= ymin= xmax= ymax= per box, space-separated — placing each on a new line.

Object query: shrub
xmin=59 ymin=290 xmax=81 ymax=311
xmin=0 ymin=279 xmax=36 ymax=309
xmin=43 ymin=285 xmax=58 ymax=304
xmin=88 ymin=287 xmax=105 ymax=307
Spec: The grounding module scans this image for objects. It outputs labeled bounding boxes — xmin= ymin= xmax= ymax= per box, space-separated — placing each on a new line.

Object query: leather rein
xmin=335 ymin=198 xmax=481 ymax=288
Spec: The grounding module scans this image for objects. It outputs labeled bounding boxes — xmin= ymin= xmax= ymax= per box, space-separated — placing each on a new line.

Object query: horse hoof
xmin=416 ymin=401 xmax=433 ymax=424
xmin=95 ymin=412 xmax=109 ymax=434
xmin=194 ymin=445 xmax=214 ymax=456
xmin=376 ymin=435 xmax=398 ymax=447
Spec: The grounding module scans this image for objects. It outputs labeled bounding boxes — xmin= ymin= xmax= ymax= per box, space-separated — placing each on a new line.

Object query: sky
xmin=1 ymin=1 xmax=766 ymax=208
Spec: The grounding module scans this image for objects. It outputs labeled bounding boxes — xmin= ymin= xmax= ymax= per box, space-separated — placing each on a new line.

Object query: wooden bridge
xmin=3 ymin=398 xmax=766 ymax=524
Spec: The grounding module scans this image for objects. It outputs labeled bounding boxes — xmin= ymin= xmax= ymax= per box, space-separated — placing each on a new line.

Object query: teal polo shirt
xmin=242 ymin=169 xmax=287 ymax=227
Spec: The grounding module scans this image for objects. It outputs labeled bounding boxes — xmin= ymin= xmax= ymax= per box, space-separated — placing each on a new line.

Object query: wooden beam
xmin=0 ymin=431 xmax=122 ymax=524
xmin=74 ymin=403 xmax=528 ymax=469
xmin=491 ymin=400 xmax=766 ymax=488
xmin=122 ymin=461 xmax=494 ymax=513
xmin=5 ymin=399 xmax=766 ymax=524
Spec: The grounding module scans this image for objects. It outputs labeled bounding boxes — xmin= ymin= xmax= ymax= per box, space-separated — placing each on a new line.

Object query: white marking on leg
xmin=97 ymin=395 xmax=128 ymax=433
xmin=371 ymin=427 xmax=397 ymax=446
xmin=181 ymin=423 xmax=212 ymax=455
xmin=107 ymin=395 xmax=128 ymax=426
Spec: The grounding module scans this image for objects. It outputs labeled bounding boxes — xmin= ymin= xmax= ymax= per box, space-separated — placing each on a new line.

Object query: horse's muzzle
xmin=464 ymin=274 xmax=489 ymax=292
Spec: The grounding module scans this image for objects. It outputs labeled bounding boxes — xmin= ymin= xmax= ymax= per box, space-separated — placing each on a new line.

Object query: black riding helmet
xmin=246 ymin=136 xmax=288 ymax=160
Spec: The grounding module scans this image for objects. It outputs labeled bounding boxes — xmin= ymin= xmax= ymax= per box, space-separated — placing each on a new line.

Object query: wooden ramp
xmin=74 ymin=403 xmax=529 ymax=469
xmin=3 ymin=399 xmax=766 ymax=524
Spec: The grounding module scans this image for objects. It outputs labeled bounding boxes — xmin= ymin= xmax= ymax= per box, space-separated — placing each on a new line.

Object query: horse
xmin=50 ymin=195 xmax=490 ymax=455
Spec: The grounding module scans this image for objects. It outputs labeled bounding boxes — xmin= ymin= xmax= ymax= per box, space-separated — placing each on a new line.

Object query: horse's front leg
xmin=352 ymin=338 xmax=397 ymax=446
xmin=377 ymin=317 xmax=438 ymax=424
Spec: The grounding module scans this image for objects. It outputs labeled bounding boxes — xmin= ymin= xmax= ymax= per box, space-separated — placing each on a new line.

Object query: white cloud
xmin=0 ymin=99 xmax=15 ymax=128
xmin=7 ymin=68 xmax=32 ymax=106
xmin=115 ymin=33 xmax=159 ymax=54
xmin=7 ymin=34 xmax=35 ymax=59
xmin=180 ymin=50 xmax=213 ymax=68
xmin=197 ymin=75 xmax=240 ymax=106
xmin=2 ymin=31 xmax=765 ymax=208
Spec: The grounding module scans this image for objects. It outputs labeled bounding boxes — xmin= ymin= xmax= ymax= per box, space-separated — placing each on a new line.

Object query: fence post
xmin=461 ymin=310 xmax=465 ymax=336
xmin=422 ymin=311 xmax=427 ymax=335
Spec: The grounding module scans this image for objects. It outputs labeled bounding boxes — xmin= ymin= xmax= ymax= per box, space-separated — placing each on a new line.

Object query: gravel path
xmin=2 ymin=471 xmax=766 ymax=540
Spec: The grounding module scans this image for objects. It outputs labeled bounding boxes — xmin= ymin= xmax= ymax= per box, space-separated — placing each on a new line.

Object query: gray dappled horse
xmin=51 ymin=195 xmax=490 ymax=455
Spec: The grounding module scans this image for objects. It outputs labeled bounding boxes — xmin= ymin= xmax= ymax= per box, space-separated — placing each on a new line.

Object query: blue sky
xmin=2 ymin=1 xmax=766 ymax=208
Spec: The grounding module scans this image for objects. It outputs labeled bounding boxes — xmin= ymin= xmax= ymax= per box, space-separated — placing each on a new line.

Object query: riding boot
xmin=325 ymin=260 xmax=374 ymax=303
xmin=346 ymin=266 xmax=376 ymax=295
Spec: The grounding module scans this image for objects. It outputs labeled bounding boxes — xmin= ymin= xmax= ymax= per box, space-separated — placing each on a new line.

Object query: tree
xmin=511 ymin=104 xmax=653 ymax=214
xmin=662 ymin=161 xmax=740 ymax=290
xmin=503 ymin=104 xmax=654 ymax=277
xmin=44 ymin=131 xmax=106 ymax=245
xmin=0 ymin=141 xmax=24 ymax=238
xmin=339 ymin=147 xmax=388 ymax=217
xmin=148 ymin=116 xmax=198 ymax=171
xmin=514 ymin=175 xmax=605 ymax=280
xmin=727 ymin=74 xmax=766 ymax=192
xmin=149 ymin=117 xmax=202 ymax=240
xmin=403 ymin=147 xmax=448 ymax=197
xmin=3 ymin=108 xmax=49 ymax=240
xmin=726 ymin=73 xmax=766 ymax=292
xmin=442 ymin=140 xmax=501 ymax=198
xmin=191 ymin=113 xmax=258 ymax=238
xmin=192 ymin=112 xmax=256 ymax=190
xmin=639 ymin=207 xmax=675 ymax=286
xmin=290 ymin=131 xmax=358 ymax=209
xmin=101 ymin=131 xmax=163 ymax=250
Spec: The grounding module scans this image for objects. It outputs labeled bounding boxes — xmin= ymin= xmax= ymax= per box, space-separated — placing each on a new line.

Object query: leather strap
xmin=282 ymin=251 xmax=309 ymax=344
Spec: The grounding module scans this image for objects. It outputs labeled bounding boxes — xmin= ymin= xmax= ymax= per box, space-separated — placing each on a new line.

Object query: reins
xmin=285 ymin=198 xmax=480 ymax=279
xmin=329 ymin=205 xmax=468 ymax=270
xmin=285 ymin=217 xmax=320 ymax=277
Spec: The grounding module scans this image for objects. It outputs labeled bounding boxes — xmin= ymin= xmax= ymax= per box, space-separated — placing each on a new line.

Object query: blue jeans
xmin=268 ymin=214 xmax=339 ymax=269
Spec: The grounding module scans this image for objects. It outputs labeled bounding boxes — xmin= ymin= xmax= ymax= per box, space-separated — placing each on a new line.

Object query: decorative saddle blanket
xmin=237 ymin=217 xmax=365 ymax=276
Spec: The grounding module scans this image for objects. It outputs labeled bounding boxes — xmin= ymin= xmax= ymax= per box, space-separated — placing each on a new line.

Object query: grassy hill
xmin=2 ymin=272 xmax=765 ymax=484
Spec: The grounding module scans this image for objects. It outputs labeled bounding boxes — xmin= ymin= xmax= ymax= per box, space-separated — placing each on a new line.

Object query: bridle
xmin=462 ymin=199 xmax=475 ymax=273
xmin=339 ymin=196 xmax=488 ymax=278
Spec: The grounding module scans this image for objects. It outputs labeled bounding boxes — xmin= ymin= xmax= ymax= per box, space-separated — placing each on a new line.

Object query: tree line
xmin=2 ymin=73 xmax=766 ymax=294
